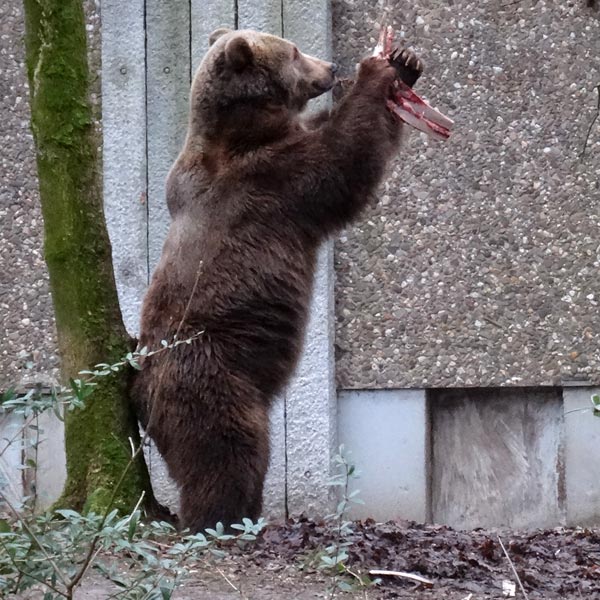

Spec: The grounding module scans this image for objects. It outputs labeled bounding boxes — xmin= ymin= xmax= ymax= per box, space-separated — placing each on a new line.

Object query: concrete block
xmin=432 ymin=388 xmax=565 ymax=529
xmin=563 ymin=387 xmax=600 ymax=526
xmin=146 ymin=0 xmax=191 ymax=272
xmin=338 ymin=389 xmax=429 ymax=522
xmin=283 ymin=0 xmax=331 ymax=57
xmin=144 ymin=438 xmax=179 ymax=513
xmin=28 ymin=412 xmax=66 ymax=511
xmin=102 ymin=0 xmax=148 ymax=335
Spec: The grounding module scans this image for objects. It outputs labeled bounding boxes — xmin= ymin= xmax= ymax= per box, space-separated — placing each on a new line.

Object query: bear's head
xmin=188 ymin=29 xmax=337 ymax=143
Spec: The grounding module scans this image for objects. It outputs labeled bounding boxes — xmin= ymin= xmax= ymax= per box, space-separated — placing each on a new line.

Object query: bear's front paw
xmin=357 ymin=56 xmax=397 ymax=92
xmin=389 ymin=48 xmax=423 ymax=88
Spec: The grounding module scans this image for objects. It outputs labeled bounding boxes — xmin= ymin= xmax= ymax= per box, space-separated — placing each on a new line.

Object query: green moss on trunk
xmin=22 ymin=0 xmax=152 ymax=513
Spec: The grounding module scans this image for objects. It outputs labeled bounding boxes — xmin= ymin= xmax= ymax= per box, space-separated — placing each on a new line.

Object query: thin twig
xmin=200 ymin=559 xmax=246 ymax=598
xmin=580 ymin=84 xmax=600 ymax=158
xmin=124 ymin=491 xmax=146 ymax=525
xmin=329 ymin=464 xmax=350 ymax=600
xmin=498 ymin=536 xmax=529 ymax=600
xmin=214 ymin=565 xmax=244 ymax=596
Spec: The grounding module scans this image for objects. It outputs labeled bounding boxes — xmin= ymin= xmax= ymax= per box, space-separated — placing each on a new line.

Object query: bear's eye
xmin=292 ymin=47 xmax=300 ymax=60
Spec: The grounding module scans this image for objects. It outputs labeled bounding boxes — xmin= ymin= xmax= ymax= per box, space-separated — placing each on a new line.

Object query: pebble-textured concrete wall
xmin=334 ymin=0 xmax=600 ymax=388
xmin=0 ymin=0 xmax=101 ymax=390
xmin=0 ymin=2 xmax=58 ymax=388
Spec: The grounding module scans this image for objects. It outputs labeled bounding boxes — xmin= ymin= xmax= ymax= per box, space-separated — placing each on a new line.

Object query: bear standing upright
xmin=132 ymin=28 xmax=422 ymax=532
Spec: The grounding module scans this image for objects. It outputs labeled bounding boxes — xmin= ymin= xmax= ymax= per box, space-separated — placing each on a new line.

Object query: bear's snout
xmin=309 ymin=62 xmax=337 ymax=97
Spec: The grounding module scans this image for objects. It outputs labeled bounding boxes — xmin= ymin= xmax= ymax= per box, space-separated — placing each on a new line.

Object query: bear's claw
xmin=373 ymin=25 xmax=453 ymax=141
xmin=389 ymin=47 xmax=423 ymax=88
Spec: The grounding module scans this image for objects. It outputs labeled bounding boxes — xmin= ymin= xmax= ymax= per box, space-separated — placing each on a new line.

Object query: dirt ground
xmin=67 ymin=518 xmax=600 ymax=600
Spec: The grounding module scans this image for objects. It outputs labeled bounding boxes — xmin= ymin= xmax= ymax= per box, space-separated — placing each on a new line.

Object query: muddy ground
xmin=69 ymin=518 xmax=600 ymax=599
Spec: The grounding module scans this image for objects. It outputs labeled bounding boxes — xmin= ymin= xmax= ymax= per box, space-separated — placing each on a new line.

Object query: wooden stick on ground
xmin=368 ymin=569 xmax=434 ymax=588
xmin=498 ymin=536 xmax=530 ymax=600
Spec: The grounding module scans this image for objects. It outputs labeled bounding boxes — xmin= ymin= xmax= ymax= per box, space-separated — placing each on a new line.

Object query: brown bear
xmin=131 ymin=28 xmax=422 ymax=532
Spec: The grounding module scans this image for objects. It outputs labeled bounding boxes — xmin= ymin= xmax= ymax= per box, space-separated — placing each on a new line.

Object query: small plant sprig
xmin=319 ymin=446 xmax=379 ymax=597
xmin=591 ymin=393 xmax=600 ymax=417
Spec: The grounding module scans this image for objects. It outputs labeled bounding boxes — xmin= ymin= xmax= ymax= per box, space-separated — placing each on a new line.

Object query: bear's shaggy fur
xmin=132 ymin=28 xmax=421 ymax=532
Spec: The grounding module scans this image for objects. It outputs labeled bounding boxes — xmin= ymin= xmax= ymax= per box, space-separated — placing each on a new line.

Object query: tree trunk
xmin=22 ymin=0 xmax=152 ymax=514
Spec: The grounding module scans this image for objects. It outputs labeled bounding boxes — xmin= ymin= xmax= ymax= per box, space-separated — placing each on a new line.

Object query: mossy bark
xmin=22 ymin=0 xmax=152 ymax=514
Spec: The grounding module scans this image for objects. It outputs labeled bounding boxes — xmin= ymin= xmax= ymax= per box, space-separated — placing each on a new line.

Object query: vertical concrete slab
xmin=282 ymin=0 xmax=331 ymax=54
xmin=431 ymin=388 xmax=565 ymax=529
xmin=238 ymin=0 xmax=282 ymax=33
xmin=145 ymin=2 xmax=192 ymax=513
xmin=563 ymin=387 xmax=600 ymax=526
xmin=143 ymin=439 xmax=179 ymax=514
xmin=286 ymin=245 xmax=337 ymax=516
xmin=189 ymin=0 xmax=287 ymax=518
xmin=146 ymin=0 xmax=192 ymax=272
xmin=338 ymin=389 xmax=429 ymax=521
xmin=102 ymin=0 xmax=147 ymax=335
xmin=282 ymin=0 xmax=336 ymax=518
xmin=191 ymin=0 xmax=236 ymax=70
xmin=262 ymin=395 xmax=286 ymax=518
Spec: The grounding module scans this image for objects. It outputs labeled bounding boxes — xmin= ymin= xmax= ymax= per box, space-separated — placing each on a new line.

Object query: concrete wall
xmin=2 ymin=0 xmax=600 ymax=528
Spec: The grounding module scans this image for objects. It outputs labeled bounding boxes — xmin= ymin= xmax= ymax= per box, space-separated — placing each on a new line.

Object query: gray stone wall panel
xmin=563 ymin=387 xmax=600 ymax=526
xmin=191 ymin=0 xmax=236 ymax=68
xmin=282 ymin=0 xmax=337 ymax=517
xmin=102 ymin=0 xmax=148 ymax=335
xmin=333 ymin=1 xmax=600 ymax=388
xmin=146 ymin=0 xmax=191 ymax=273
xmin=238 ymin=0 xmax=283 ymax=34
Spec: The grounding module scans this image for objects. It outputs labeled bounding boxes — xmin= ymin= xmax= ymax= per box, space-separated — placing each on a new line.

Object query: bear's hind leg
xmin=167 ymin=401 xmax=271 ymax=533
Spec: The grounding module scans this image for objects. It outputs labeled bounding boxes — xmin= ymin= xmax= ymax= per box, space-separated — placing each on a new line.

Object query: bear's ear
xmin=209 ymin=28 xmax=232 ymax=47
xmin=224 ymin=36 xmax=254 ymax=71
